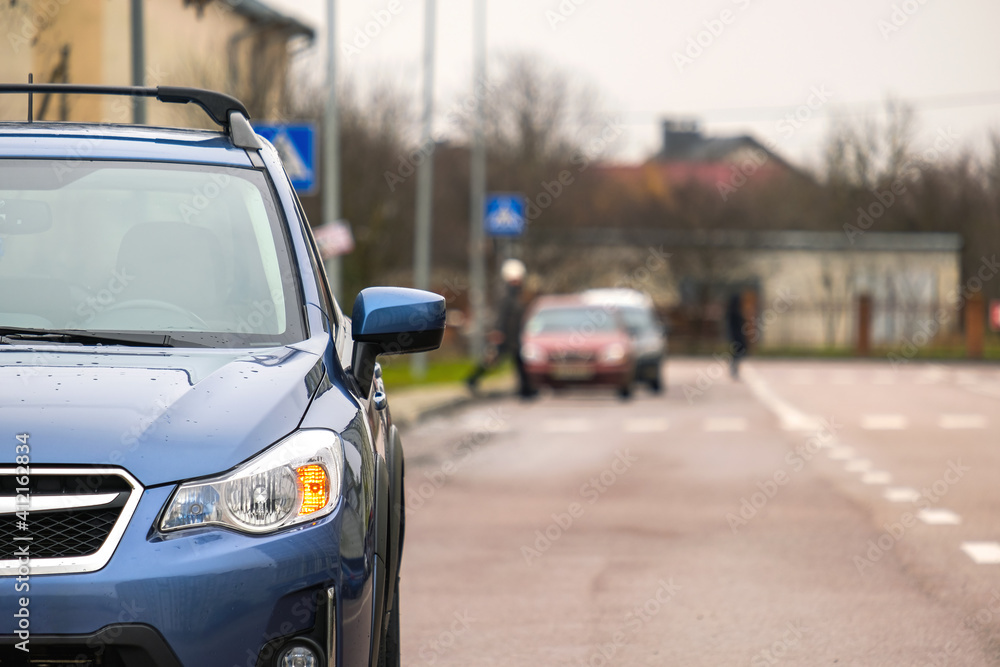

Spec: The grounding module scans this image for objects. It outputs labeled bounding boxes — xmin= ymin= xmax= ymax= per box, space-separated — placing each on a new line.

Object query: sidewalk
xmin=388 ymin=371 xmax=515 ymax=428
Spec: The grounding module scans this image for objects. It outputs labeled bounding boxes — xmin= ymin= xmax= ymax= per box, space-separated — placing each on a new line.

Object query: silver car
xmin=582 ymin=289 xmax=667 ymax=393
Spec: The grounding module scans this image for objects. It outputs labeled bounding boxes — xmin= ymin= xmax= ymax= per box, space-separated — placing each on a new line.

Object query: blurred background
xmin=2 ymin=0 xmax=999 ymax=373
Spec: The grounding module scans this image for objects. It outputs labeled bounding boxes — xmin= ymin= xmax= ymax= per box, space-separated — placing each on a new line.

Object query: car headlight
xmin=600 ymin=343 xmax=626 ymax=363
xmin=160 ymin=429 xmax=344 ymax=534
xmin=521 ymin=343 xmax=546 ymax=363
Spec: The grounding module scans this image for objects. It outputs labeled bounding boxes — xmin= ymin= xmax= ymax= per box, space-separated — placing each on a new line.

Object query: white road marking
xmin=624 ymin=418 xmax=670 ymax=433
xmin=917 ymin=509 xmax=962 ymax=525
xmin=703 ymin=417 xmax=748 ymax=432
xmin=845 ymin=459 xmax=873 ymax=472
xmin=831 ymin=373 xmax=855 ymax=385
xmin=872 ymin=373 xmax=896 ymax=385
xmin=967 ymin=384 xmax=1000 ymax=400
xmin=956 ymin=372 xmax=979 ymax=385
xmin=938 ymin=414 xmax=987 ymax=430
xmin=862 ymin=471 xmax=892 ymax=485
xmin=961 ymin=542 xmax=1000 ymax=564
xmin=915 ymin=367 xmax=946 ymax=385
xmin=827 ymin=446 xmax=856 ymax=461
xmin=861 ymin=414 xmax=908 ymax=430
xmin=742 ymin=366 xmax=824 ymax=432
xmin=884 ymin=487 xmax=921 ymax=503
xmin=458 ymin=413 xmax=512 ymax=433
xmin=542 ymin=419 xmax=591 ymax=434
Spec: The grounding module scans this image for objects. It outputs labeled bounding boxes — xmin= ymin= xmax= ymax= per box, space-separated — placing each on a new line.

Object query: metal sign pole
xmin=323 ymin=0 xmax=342 ymax=302
xmin=130 ymin=0 xmax=146 ymax=124
xmin=469 ymin=0 xmax=487 ymax=361
xmin=412 ymin=0 xmax=437 ymax=379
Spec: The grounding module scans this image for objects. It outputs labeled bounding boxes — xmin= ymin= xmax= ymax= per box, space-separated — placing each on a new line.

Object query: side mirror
xmin=351 ymin=287 xmax=446 ymax=396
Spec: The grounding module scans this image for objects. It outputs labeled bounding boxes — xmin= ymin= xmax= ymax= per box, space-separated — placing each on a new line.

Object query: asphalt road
xmin=396 ymin=358 xmax=1000 ymax=666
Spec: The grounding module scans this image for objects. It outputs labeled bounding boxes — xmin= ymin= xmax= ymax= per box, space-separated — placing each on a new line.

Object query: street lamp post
xmin=469 ymin=0 xmax=487 ymax=361
xmin=323 ymin=0 xmax=342 ymax=302
xmin=412 ymin=0 xmax=437 ymax=378
xmin=130 ymin=0 xmax=146 ymax=124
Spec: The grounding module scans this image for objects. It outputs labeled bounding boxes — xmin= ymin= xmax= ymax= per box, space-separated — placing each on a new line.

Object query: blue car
xmin=0 ymin=84 xmax=444 ymax=666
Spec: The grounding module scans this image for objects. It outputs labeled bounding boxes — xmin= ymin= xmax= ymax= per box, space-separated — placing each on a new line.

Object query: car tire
xmin=377 ymin=576 xmax=401 ymax=667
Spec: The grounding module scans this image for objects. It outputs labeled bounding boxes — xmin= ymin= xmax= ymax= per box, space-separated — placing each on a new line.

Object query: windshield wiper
xmin=0 ymin=326 xmax=207 ymax=348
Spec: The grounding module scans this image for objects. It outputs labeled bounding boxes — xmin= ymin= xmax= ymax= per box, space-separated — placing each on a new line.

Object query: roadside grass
xmin=379 ymin=336 xmax=1000 ymax=390
xmin=379 ymin=355 xmax=512 ymax=389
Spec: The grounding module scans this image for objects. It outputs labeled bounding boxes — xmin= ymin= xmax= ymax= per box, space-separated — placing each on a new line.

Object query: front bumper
xmin=525 ymin=360 xmax=633 ymax=388
xmin=0 ymin=486 xmax=345 ymax=666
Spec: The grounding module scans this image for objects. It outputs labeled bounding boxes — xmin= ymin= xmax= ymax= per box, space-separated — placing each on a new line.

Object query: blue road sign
xmin=485 ymin=193 xmax=527 ymax=237
xmin=253 ymin=122 xmax=316 ymax=194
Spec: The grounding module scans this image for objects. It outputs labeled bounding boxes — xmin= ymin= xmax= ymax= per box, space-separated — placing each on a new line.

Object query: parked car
xmin=581 ymin=289 xmax=667 ymax=393
xmin=520 ymin=295 xmax=637 ymax=398
xmin=0 ymin=84 xmax=444 ymax=667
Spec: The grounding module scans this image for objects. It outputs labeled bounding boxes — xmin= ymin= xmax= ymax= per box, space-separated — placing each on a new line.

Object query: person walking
xmin=725 ymin=292 xmax=748 ymax=379
xmin=466 ymin=258 xmax=534 ymax=397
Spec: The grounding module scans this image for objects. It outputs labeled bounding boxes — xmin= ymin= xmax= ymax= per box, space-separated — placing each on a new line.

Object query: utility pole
xmin=468 ymin=0 xmax=487 ymax=360
xmin=130 ymin=0 xmax=146 ymax=124
xmin=412 ymin=0 xmax=437 ymax=378
xmin=323 ymin=0 xmax=342 ymax=301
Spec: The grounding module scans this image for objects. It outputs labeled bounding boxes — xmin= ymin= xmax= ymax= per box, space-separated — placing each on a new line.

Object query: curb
xmin=388 ymin=374 xmax=515 ymax=429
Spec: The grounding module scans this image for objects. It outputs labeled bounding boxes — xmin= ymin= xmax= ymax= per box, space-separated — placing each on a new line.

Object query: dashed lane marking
xmin=542 ymin=419 xmax=591 ymax=434
xmin=884 ymin=487 xmax=921 ymax=503
xmin=827 ymin=446 xmax=856 ymax=461
xmin=961 ymin=542 xmax=1000 ymax=564
xmin=703 ymin=417 xmax=748 ymax=432
xmin=917 ymin=508 xmax=961 ymax=525
xmin=861 ymin=414 xmax=908 ymax=430
xmin=624 ymin=418 xmax=670 ymax=433
xmin=915 ymin=368 xmax=946 ymax=385
xmin=938 ymin=414 xmax=987 ymax=430
xmin=862 ymin=471 xmax=892 ymax=485
xmin=845 ymin=459 xmax=873 ymax=472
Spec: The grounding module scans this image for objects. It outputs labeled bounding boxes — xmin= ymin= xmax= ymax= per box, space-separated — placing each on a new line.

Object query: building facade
xmin=0 ymin=0 xmax=313 ymax=125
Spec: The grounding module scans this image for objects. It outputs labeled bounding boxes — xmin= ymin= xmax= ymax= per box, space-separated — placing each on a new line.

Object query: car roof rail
xmin=0 ymin=83 xmax=261 ymax=150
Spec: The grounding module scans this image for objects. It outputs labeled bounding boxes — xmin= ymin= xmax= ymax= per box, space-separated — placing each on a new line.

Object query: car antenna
xmin=27 ymin=73 xmax=33 ymax=123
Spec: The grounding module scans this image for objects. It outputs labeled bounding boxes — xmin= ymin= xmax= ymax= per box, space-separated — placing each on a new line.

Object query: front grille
xmin=0 ymin=467 xmax=142 ymax=575
xmin=0 ymin=505 xmax=122 ymax=559
xmin=0 ymin=472 xmax=132 ymax=496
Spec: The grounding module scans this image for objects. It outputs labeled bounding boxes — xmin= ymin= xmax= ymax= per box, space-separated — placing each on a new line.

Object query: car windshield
xmin=526 ymin=306 xmax=620 ymax=334
xmin=620 ymin=306 xmax=658 ymax=334
xmin=0 ymin=160 xmax=305 ymax=347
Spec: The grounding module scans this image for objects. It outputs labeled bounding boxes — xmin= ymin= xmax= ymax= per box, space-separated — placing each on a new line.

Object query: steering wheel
xmin=98 ymin=299 xmax=209 ymax=329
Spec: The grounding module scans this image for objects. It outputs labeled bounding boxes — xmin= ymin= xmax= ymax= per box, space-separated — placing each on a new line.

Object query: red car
xmin=520 ymin=296 xmax=637 ymax=398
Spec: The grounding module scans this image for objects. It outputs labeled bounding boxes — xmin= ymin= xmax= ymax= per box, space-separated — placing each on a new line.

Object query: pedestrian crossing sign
xmin=485 ymin=193 xmax=527 ymax=237
xmin=252 ymin=122 xmax=316 ymax=194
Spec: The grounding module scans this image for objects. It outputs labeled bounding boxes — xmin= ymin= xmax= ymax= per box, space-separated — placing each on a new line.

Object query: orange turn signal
xmin=296 ymin=464 xmax=329 ymax=516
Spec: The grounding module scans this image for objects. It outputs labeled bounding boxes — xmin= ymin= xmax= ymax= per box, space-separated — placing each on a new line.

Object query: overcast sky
xmin=267 ymin=0 xmax=1000 ymax=169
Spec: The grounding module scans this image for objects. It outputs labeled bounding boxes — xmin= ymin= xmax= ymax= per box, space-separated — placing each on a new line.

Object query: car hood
xmin=0 ymin=342 xmax=335 ymax=486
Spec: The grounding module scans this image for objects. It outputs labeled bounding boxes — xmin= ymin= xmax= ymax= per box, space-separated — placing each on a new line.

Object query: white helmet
xmin=500 ymin=258 xmax=526 ymax=284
